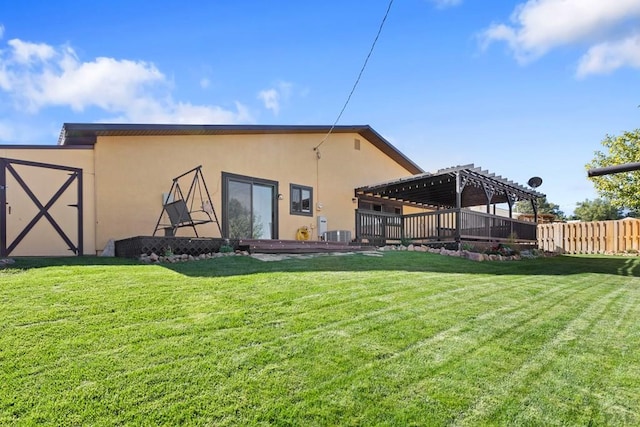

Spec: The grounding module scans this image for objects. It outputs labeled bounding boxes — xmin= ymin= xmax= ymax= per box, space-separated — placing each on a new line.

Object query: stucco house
xmin=0 ymin=123 xmax=543 ymax=256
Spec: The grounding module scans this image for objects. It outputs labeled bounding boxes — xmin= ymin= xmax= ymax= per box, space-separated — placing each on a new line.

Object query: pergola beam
xmin=355 ymin=164 xmax=544 ymax=211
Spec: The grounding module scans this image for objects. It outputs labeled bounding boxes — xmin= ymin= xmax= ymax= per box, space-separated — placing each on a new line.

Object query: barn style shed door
xmin=0 ymin=158 xmax=83 ymax=257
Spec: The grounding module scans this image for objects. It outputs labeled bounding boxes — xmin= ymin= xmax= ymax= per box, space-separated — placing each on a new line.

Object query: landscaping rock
xmin=138 ymin=249 xmax=250 ymax=264
xmin=465 ymin=251 xmax=485 ymax=262
xmin=0 ymin=258 xmax=16 ymax=268
xmin=100 ymin=239 xmax=116 ymax=257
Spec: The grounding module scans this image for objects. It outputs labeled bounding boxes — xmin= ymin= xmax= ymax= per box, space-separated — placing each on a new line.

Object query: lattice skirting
xmin=115 ymin=236 xmax=239 ymax=258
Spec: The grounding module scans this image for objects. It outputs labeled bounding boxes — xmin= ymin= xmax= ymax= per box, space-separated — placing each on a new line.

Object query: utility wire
xmin=314 ymin=0 xmax=394 ymax=151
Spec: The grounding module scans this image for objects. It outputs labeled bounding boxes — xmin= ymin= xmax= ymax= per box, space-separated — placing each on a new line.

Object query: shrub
xmin=400 ymin=237 xmax=413 ymax=247
xmin=484 ymin=243 xmax=518 ymax=256
xmin=219 ymin=244 xmax=234 ymax=253
xmin=461 ymin=242 xmax=476 ymax=252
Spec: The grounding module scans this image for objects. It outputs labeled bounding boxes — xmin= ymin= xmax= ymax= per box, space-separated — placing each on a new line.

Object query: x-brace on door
xmin=0 ymin=158 xmax=83 ymax=257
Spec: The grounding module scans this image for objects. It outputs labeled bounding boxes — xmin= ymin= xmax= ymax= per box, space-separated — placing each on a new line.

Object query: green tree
xmin=227 ymin=199 xmax=264 ymax=239
xmin=587 ymin=129 xmax=640 ymax=211
xmin=515 ymin=196 xmax=565 ymax=220
xmin=572 ymin=198 xmax=622 ymax=221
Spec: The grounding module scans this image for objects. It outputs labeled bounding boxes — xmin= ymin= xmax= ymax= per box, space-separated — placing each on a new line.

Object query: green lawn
xmin=1 ymin=252 xmax=639 ymax=426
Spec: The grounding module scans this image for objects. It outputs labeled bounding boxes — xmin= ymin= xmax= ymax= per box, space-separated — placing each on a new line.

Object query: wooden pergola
xmin=354 ymin=164 xmax=545 ymax=245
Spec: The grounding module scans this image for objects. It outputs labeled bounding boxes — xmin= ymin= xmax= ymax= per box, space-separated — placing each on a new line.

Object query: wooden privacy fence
xmin=538 ymin=219 xmax=640 ymax=254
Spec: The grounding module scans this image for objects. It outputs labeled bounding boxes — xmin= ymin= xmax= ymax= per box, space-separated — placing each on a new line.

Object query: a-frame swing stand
xmin=153 ymin=166 xmax=223 ymax=238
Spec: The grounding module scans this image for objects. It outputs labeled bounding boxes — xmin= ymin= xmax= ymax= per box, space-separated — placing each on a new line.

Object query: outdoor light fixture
xmin=277 ymin=193 xmax=284 ymax=200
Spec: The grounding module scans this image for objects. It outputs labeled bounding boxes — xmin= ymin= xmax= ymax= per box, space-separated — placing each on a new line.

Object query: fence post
xmin=611 ymin=221 xmax=617 ymax=254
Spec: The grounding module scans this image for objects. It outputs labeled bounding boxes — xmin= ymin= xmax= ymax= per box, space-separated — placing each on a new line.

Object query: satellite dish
xmin=527 ymin=176 xmax=543 ymax=188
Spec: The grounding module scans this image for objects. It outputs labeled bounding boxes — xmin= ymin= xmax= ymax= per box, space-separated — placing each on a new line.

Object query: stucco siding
xmin=93 ymin=132 xmax=414 ymax=249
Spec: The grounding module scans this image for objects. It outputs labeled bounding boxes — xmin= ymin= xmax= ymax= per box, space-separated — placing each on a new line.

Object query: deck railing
xmin=355 ymin=208 xmax=537 ymax=244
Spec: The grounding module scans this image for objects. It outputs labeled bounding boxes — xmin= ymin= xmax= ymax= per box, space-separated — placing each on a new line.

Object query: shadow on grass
xmin=6 ymin=252 xmax=640 ymax=278
xmin=176 ymin=252 xmax=640 ymax=278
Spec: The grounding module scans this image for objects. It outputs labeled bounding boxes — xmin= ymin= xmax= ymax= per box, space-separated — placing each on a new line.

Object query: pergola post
xmin=506 ymin=193 xmax=516 ymax=219
xmin=482 ymin=182 xmax=495 ymax=214
xmin=455 ymin=171 xmax=462 ymax=245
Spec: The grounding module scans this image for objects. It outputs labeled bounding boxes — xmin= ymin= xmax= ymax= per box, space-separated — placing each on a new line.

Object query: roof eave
xmin=58 ymin=123 xmax=424 ymax=175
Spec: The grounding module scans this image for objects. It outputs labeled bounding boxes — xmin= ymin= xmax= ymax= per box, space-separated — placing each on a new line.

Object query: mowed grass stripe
xmin=501 ymin=278 xmax=640 ymax=426
xmin=0 ymin=268 xmax=608 ymax=424
xmin=276 ymin=275 xmax=607 ymax=422
xmin=1 ymin=253 xmax=639 ymax=426
xmin=5 ymin=270 xmax=510 ymax=372
xmin=161 ymin=275 xmax=598 ymax=423
xmin=4 ymin=270 xmax=521 ymax=392
xmin=364 ymin=281 xmax=621 ymax=425
xmin=452 ymin=283 xmax=630 ymax=426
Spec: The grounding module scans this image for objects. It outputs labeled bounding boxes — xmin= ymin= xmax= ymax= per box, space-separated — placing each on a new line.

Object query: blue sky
xmin=1 ymin=0 xmax=640 ymax=215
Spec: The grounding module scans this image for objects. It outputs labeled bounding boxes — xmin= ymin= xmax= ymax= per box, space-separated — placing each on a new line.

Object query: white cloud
xmin=257 ymin=81 xmax=293 ymax=115
xmin=0 ymin=37 xmax=254 ymax=124
xmin=8 ymin=39 xmax=56 ymax=64
xmin=258 ymin=88 xmax=280 ymax=115
xmin=429 ymin=0 xmax=462 ymax=9
xmin=480 ymin=0 xmax=640 ymax=75
xmin=577 ymin=33 xmax=640 ymax=77
xmin=0 ymin=25 xmax=5 ymax=40
xmin=106 ymin=100 xmax=253 ymax=124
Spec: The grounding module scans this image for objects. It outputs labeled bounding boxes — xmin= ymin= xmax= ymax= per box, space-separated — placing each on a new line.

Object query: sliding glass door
xmin=223 ymin=173 xmax=278 ymax=239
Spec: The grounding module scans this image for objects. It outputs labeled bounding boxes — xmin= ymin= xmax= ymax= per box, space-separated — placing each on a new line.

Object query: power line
xmin=314 ymin=0 xmax=394 ymax=151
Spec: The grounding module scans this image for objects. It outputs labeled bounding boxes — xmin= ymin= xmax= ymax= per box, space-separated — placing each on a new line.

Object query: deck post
xmin=532 ymin=198 xmax=539 ymax=224
xmin=455 ymin=172 xmax=462 ymax=246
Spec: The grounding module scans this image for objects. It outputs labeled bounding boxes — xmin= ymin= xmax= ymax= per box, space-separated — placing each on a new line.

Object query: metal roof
xmin=58 ymin=123 xmax=424 ymax=175
xmin=356 ymin=164 xmax=545 ymax=208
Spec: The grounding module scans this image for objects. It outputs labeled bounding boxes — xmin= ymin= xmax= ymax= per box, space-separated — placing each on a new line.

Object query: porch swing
xmin=153 ymin=165 xmax=223 ymax=238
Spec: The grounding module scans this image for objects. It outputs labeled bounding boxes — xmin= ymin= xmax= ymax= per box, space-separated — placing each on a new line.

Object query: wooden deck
xmin=239 ymin=239 xmax=372 ymax=254
xmin=115 ymin=236 xmax=371 ymax=258
xmin=356 ymin=208 xmax=538 ymax=245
